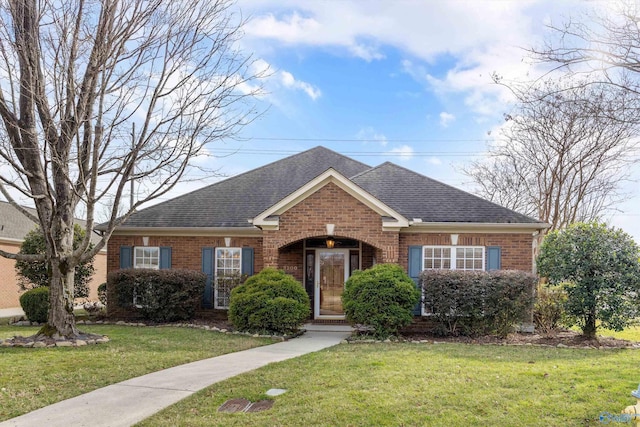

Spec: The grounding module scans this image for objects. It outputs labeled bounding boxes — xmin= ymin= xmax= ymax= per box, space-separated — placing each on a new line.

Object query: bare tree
xmin=0 ymin=0 xmax=263 ymax=338
xmin=464 ymin=78 xmax=640 ymax=231
xmin=531 ymin=2 xmax=640 ymax=92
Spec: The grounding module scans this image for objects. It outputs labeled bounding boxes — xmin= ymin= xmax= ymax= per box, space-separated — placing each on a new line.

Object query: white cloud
xmin=240 ymin=1 xmax=589 ymax=118
xmin=280 ymin=71 xmax=322 ymax=100
xmin=439 ymin=112 xmax=455 ymax=127
xmin=388 ymin=145 xmax=414 ymax=162
xmin=356 ymin=127 xmax=388 ymax=146
xmin=427 ymin=157 xmax=442 ymax=166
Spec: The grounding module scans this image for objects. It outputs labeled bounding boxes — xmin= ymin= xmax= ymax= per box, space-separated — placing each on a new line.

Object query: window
xmin=215 ymin=248 xmax=242 ymax=309
xmin=134 ymin=247 xmax=159 ymax=269
xmin=423 ymin=246 xmax=485 ymax=271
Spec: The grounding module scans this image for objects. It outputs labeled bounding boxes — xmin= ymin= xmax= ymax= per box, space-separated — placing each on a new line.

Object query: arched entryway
xmin=278 ymin=237 xmax=380 ymax=319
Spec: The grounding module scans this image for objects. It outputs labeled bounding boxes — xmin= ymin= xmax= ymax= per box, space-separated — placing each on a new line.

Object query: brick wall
xmin=0 ymin=240 xmax=106 ymax=309
xmin=106 ymin=235 xmax=263 ymax=318
xmin=278 ymin=240 xmax=304 ymax=282
xmin=0 ymin=242 xmax=21 ymax=309
xmin=398 ymin=232 xmax=535 ymax=272
xmin=263 ymin=182 xmax=399 ymax=267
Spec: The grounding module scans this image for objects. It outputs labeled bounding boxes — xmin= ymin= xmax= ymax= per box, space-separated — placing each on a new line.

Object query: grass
xmin=0 ymin=324 xmax=275 ymax=421
xmin=598 ymin=324 xmax=640 ymax=341
xmin=139 ymin=341 xmax=640 ymax=427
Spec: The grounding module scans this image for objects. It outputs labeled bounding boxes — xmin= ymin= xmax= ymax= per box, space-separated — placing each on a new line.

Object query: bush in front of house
xmin=109 ymin=269 xmax=206 ymax=322
xmin=229 ymin=268 xmax=310 ymax=334
xmin=483 ymin=270 xmax=536 ymax=338
xmin=533 ymin=284 xmax=568 ymax=335
xmin=342 ymin=264 xmax=420 ymax=339
xmin=421 ymin=269 xmax=536 ymax=338
xmin=421 ymin=270 xmax=487 ymax=336
xmin=97 ymin=282 xmax=107 ymax=306
xmin=19 ymin=286 xmax=49 ymax=323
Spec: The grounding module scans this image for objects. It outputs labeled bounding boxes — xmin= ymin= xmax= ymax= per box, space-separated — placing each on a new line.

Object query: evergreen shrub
xmin=19 ymin=286 xmax=49 ymax=323
xmin=229 ymin=268 xmax=310 ymax=334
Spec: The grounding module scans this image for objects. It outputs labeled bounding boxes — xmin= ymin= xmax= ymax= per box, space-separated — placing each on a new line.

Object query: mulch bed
xmin=398 ymin=330 xmax=640 ymax=349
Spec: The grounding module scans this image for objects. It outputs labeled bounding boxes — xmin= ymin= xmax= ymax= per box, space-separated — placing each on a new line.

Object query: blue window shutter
xmin=408 ymin=246 xmax=423 ymax=315
xmin=159 ymin=247 xmax=172 ymax=269
xmin=202 ymin=248 xmax=214 ymax=308
xmin=241 ymin=247 xmax=254 ymax=276
xmin=120 ymin=246 xmax=132 ymax=269
xmin=487 ymin=246 xmax=501 ymax=271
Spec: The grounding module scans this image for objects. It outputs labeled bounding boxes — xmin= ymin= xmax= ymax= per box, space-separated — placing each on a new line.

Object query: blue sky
xmin=171 ymin=0 xmax=640 ymax=242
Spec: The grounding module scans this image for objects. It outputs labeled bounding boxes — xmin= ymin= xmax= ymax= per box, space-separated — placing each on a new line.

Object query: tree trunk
xmin=44 ymin=249 xmax=79 ymax=337
xmin=583 ymin=312 xmax=597 ymax=339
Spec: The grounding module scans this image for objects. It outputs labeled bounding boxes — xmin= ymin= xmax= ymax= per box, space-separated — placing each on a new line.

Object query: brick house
xmin=0 ymin=201 xmax=107 ymax=309
xmin=105 ymin=146 xmax=548 ymax=319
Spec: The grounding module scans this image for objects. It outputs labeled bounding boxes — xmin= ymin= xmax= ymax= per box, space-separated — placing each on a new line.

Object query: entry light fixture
xmin=326 ymin=237 xmax=335 ymax=249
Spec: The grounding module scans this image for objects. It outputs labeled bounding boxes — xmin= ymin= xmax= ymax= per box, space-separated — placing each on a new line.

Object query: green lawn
xmin=139 ymin=342 xmax=640 ymax=427
xmin=0 ymin=325 xmax=275 ymax=421
xmin=599 ymin=324 xmax=640 ymax=341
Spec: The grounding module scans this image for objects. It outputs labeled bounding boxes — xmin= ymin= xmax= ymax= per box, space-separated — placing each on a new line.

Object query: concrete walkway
xmin=0 ymin=308 xmax=24 ymax=318
xmin=0 ymin=324 xmax=351 ymax=427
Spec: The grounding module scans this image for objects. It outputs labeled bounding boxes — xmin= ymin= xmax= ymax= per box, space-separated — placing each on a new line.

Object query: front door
xmin=315 ymin=249 xmax=349 ymax=319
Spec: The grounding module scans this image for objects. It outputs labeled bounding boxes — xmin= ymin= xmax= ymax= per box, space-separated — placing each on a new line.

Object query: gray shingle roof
xmin=0 ymin=202 xmax=39 ymax=240
xmin=117 ymin=146 xmax=543 ymax=229
xmin=352 ymin=162 xmax=541 ymax=224
xmin=120 ymin=146 xmax=371 ymax=228
xmin=0 ymin=201 xmax=103 ymax=243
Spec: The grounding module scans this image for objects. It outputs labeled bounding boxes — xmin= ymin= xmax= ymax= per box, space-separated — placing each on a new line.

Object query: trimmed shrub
xmin=421 ymin=269 xmax=536 ymax=337
xmin=342 ymin=264 xmax=420 ymax=339
xmin=109 ymin=269 xmax=206 ymax=322
xmin=484 ymin=270 xmax=536 ymax=338
xmin=229 ymin=268 xmax=310 ymax=334
xmin=421 ymin=270 xmax=486 ymax=336
xmin=19 ymin=286 xmax=49 ymax=323
xmin=533 ymin=284 xmax=568 ymax=335
xmin=97 ymin=282 xmax=107 ymax=306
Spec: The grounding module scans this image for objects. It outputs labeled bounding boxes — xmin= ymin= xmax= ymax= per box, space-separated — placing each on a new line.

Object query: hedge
xmin=109 ymin=269 xmax=206 ymax=322
xmin=421 ymin=269 xmax=536 ymax=337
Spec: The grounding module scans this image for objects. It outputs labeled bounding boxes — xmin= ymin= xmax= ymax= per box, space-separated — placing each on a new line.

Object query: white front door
xmin=315 ymin=249 xmax=349 ymax=319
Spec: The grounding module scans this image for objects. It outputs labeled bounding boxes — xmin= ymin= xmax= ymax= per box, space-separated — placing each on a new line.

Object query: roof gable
xmin=252 ymin=168 xmax=409 ymax=230
xmin=118 ymin=146 xmax=371 ymax=229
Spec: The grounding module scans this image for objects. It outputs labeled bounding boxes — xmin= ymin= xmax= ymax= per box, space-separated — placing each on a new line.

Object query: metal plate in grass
xmin=218 ymin=398 xmax=251 ymax=413
xmin=245 ymin=400 xmax=274 ymax=413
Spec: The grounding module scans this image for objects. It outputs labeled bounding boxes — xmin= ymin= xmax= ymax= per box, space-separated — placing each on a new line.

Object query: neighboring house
xmin=105 ymin=146 xmax=548 ymax=320
xmin=0 ymin=201 xmax=107 ymax=309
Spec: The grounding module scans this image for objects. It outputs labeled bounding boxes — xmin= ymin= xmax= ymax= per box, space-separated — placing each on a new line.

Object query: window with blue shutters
xmin=133 ymin=247 xmax=160 ymax=269
xmin=423 ymin=246 xmax=485 ymax=271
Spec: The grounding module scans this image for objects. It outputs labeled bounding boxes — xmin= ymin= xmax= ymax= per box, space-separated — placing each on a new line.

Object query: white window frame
xmin=214 ymin=247 xmax=242 ymax=309
xmin=421 ymin=245 xmax=485 ymax=316
xmin=131 ymin=246 xmax=160 ymax=306
xmin=422 ymin=246 xmax=485 ymax=271
xmin=133 ymin=246 xmax=160 ymax=270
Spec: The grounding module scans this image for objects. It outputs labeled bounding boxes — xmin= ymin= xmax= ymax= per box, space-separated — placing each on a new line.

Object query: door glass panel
xmin=319 ymin=252 xmax=345 ymax=316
